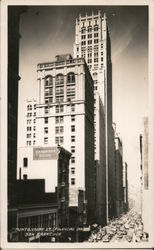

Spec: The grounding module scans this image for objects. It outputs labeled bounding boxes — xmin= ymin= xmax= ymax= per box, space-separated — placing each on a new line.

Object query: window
xmin=101 ymin=51 xmax=103 ymax=56
xmin=71 ymin=168 xmax=75 ymax=175
xmin=71 ymin=104 xmax=75 ymax=112
xmin=88 ymin=34 xmax=92 ymax=39
xmin=71 ymin=125 xmax=75 ymax=132
xmin=26 ymin=141 xmax=31 ymax=146
xmin=55 ymin=116 xmax=64 ymax=123
xmin=44 ymin=137 xmax=48 ymax=144
xmin=94 ymin=39 xmax=98 ymax=44
xmin=44 ymin=117 xmax=48 ymax=124
xmin=94 ymin=25 xmax=98 ymax=31
xmin=56 ymin=105 xmax=63 ymax=113
xmin=45 ymin=106 xmax=48 ymax=114
xmin=88 ymin=40 xmax=92 ymax=45
xmin=27 ymin=127 xmax=31 ymax=131
xmin=67 ymin=72 xmax=75 ymax=83
xmin=77 ymin=47 xmax=79 ymax=52
xmin=45 ymin=75 xmax=53 ymax=104
xmin=81 ymin=35 xmax=86 ymax=40
xmin=55 ymin=136 xmax=64 ymax=144
xmin=23 ymin=157 xmax=28 ymax=167
xmin=33 ymin=119 xmax=36 ymax=124
xmin=71 ymin=115 xmax=75 ymax=122
xmin=101 ymin=57 xmax=103 ymax=62
xmin=71 ymin=157 xmax=75 ymax=163
xmin=33 ymin=140 xmax=35 ymax=145
xmin=71 ymin=136 xmax=75 ymax=142
xmin=27 ymin=119 xmax=31 ymax=125
xmin=34 ymin=104 xmax=36 ymax=109
xmin=94 ymin=58 xmax=98 ymax=63
xmin=55 ymin=74 xmax=64 ymax=103
xmin=71 ymin=178 xmax=75 ymax=185
xmin=34 ymin=112 xmax=36 ymax=116
xmin=33 ymin=126 xmax=36 ymax=131
xmin=44 ymin=127 xmax=48 ymax=134
xmin=88 ymin=59 xmax=92 ymax=64
xmin=94 ymin=33 xmax=98 ymax=37
xmin=87 ymin=26 xmax=92 ymax=32
xmin=27 ymin=104 xmax=32 ymax=111
xmin=33 ymin=133 xmax=36 ymax=138
xmin=71 ymin=146 xmax=75 ymax=153
xmin=81 ymin=27 xmax=86 ymax=34
xmin=27 ymin=133 xmax=31 ymax=138
xmin=55 ymin=127 xmax=59 ymax=134
xmin=81 ymin=41 xmax=86 ymax=46
xmin=27 ymin=112 xmax=32 ymax=117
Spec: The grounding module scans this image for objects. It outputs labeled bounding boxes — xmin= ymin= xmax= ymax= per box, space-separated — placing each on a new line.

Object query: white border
xmin=1 ymin=0 xmax=154 ymax=249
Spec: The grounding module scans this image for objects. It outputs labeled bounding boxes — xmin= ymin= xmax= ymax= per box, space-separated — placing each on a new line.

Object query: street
xmin=87 ymin=209 xmax=149 ymax=243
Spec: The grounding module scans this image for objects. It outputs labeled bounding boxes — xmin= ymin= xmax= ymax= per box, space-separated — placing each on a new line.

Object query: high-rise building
xmin=74 ymin=11 xmax=115 ymax=222
xmin=17 ymin=54 xmax=95 ymax=224
xmin=115 ymin=136 xmax=124 ymax=217
xmin=8 ymin=6 xmax=27 ymax=204
xmin=123 ymin=162 xmax=128 ymax=213
xmin=140 ymin=117 xmax=149 ymax=234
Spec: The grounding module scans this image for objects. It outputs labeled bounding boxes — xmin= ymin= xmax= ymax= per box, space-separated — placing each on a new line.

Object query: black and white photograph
xmin=0 ymin=0 xmax=154 ymax=248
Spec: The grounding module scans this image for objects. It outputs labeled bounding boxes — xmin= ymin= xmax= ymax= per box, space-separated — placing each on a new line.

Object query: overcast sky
xmin=18 ymin=5 xmax=148 ymax=189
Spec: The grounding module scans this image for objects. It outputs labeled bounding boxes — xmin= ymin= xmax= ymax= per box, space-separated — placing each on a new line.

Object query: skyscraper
xmin=74 ymin=11 xmax=115 ymax=223
xmin=17 ymin=54 xmax=95 ymax=224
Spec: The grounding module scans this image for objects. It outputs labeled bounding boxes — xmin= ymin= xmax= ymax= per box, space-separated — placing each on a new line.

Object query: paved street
xmin=87 ymin=209 xmax=149 ymax=243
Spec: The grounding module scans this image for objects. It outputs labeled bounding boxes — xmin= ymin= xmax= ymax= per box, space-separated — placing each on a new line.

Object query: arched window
xmin=81 ymin=27 xmax=86 ymax=34
xmin=67 ymin=72 xmax=75 ymax=83
xmin=94 ymin=25 xmax=98 ymax=32
xmin=55 ymin=74 xmax=64 ymax=102
xmin=87 ymin=25 xmax=92 ymax=33
xmin=45 ymin=75 xmax=52 ymax=87
xmin=44 ymin=75 xmax=53 ymax=104
xmin=66 ymin=72 xmax=75 ymax=101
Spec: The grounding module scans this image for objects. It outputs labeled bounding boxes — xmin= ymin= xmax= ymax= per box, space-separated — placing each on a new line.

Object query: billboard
xmin=33 ymin=147 xmax=58 ymax=160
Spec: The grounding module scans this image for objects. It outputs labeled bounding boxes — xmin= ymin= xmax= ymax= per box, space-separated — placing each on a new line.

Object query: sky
xmin=18 ymin=5 xmax=148 ymax=189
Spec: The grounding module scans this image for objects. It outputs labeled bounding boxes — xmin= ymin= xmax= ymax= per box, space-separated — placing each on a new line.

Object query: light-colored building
xmin=73 ymin=11 xmax=115 ymax=222
xmin=18 ymin=99 xmax=37 ymax=147
xmin=141 ymin=117 xmax=149 ymax=234
xmin=18 ymin=54 xmax=95 ymax=224
xmin=123 ymin=162 xmax=128 ymax=213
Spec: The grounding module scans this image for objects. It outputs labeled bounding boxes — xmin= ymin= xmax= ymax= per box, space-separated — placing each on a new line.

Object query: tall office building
xmin=115 ymin=136 xmax=124 ymax=217
xmin=17 ymin=54 xmax=95 ymax=224
xmin=74 ymin=11 xmax=115 ymax=222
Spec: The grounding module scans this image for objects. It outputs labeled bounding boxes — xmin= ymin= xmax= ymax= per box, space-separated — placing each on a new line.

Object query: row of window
xmin=81 ymin=33 xmax=99 ymax=40
xmin=45 ymin=73 xmax=75 ymax=86
xmin=43 ymin=115 xmax=75 ymax=125
xmin=81 ymin=25 xmax=99 ymax=33
xmin=44 ymin=104 xmax=75 ymax=114
xmin=43 ymin=135 xmax=76 ymax=145
xmin=81 ymin=39 xmax=99 ymax=46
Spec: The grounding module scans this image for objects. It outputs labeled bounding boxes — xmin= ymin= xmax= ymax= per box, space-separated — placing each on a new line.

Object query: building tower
xmin=74 ymin=11 xmax=115 ymax=223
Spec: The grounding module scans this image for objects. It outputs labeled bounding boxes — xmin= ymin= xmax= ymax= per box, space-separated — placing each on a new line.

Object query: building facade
xmin=123 ymin=162 xmax=128 ymax=213
xmin=18 ymin=54 xmax=95 ymax=224
xmin=73 ymin=11 xmax=115 ymax=222
xmin=114 ymin=136 xmax=124 ymax=217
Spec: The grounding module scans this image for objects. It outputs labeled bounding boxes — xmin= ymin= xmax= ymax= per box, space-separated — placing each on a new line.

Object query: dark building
xmin=123 ymin=162 xmax=129 ymax=213
xmin=114 ymin=136 xmax=124 ymax=217
xmin=8 ymin=6 xmax=27 ymax=204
